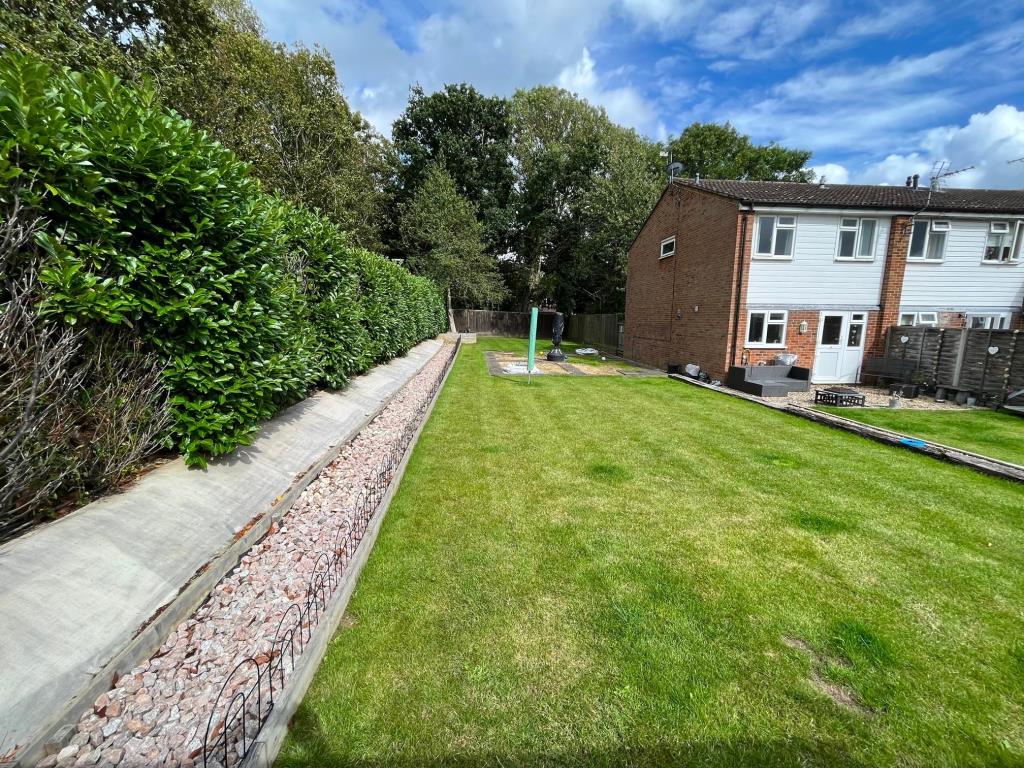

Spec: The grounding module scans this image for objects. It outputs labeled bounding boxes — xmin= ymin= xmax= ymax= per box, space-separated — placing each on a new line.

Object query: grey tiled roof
xmin=673 ymin=178 xmax=1024 ymax=214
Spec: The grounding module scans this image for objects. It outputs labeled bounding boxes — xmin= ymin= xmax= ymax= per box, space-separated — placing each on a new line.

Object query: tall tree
xmin=507 ymin=86 xmax=605 ymax=310
xmin=165 ymin=1 xmax=396 ymax=249
xmin=392 ymin=84 xmax=514 ymax=253
xmin=400 ymin=164 xmax=505 ymax=329
xmin=667 ymin=122 xmax=813 ymax=181
xmin=506 ymin=86 xmax=662 ymax=312
xmin=576 ymin=125 xmax=663 ymax=311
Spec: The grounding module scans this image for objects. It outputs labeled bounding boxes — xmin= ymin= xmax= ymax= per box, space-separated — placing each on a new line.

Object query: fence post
xmin=951 ymin=329 xmax=969 ymax=388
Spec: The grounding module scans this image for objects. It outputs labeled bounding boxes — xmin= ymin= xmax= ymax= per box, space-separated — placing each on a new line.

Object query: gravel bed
xmin=785 ymin=385 xmax=982 ymax=411
xmin=40 ymin=343 xmax=456 ymax=768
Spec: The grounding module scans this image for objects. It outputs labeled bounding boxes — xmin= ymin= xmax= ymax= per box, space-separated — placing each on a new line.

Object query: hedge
xmin=0 ymin=52 xmax=446 ymax=468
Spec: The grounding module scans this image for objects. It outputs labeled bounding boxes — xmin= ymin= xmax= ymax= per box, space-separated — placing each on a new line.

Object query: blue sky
xmin=251 ymin=0 xmax=1024 ymax=187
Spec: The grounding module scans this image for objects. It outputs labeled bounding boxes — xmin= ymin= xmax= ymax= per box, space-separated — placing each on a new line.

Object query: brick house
xmin=623 ymin=179 xmax=1024 ymax=383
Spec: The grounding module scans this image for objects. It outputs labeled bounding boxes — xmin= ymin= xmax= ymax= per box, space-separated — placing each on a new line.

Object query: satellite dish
xmin=667 ymin=161 xmax=684 ymax=178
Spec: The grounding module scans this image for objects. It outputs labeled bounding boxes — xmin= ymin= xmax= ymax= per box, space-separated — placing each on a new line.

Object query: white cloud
xmin=810 ymin=162 xmax=850 ymax=184
xmin=857 ymin=105 xmax=1024 ymax=188
xmin=250 ymin=0 xmax=620 ymax=133
xmin=807 ymin=2 xmax=930 ymax=56
xmin=556 ymin=48 xmax=658 ymax=132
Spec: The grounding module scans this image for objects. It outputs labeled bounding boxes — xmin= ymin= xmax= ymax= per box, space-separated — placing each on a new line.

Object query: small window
xmin=836 ymin=218 xmax=877 ymax=260
xmin=899 ymin=312 xmax=916 ymax=326
xmin=908 ymin=220 xmax=946 ymax=261
xmin=967 ymin=313 xmax=1010 ymax=329
xmin=660 ymin=236 xmax=676 ymax=259
xmin=747 ymin=310 xmax=787 ymax=346
xmin=754 ymin=216 xmax=796 ymax=258
xmin=917 ymin=312 xmax=939 ymax=327
xmin=991 ymin=221 xmax=1010 ymax=234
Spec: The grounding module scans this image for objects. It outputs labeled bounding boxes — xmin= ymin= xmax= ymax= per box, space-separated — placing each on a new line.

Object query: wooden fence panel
xmin=957 ymin=329 xmax=1019 ymax=395
xmin=881 ymin=326 xmax=1020 ymax=397
xmin=452 ymin=309 xmax=554 ymax=338
xmin=566 ymin=313 xmax=622 ymax=352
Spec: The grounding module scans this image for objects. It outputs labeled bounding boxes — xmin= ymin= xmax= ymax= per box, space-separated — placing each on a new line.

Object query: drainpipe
xmin=731 ymin=204 xmax=752 ymax=368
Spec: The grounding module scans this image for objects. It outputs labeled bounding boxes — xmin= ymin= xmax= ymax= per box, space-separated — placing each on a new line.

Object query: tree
xmin=667 ymin=122 xmax=813 ymax=181
xmin=0 ymin=0 xmax=217 ymax=86
xmin=164 ymin=1 xmax=396 ymax=249
xmin=506 ymin=86 xmax=662 ymax=312
xmin=575 ymin=125 xmax=663 ymax=311
xmin=0 ymin=0 xmax=398 ymax=249
xmin=400 ymin=164 xmax=505 ymax=329
xmin=507 ymin=86 xmax=604 ymax=310
xmin=392 ymin=84 xmax=514 ymax=253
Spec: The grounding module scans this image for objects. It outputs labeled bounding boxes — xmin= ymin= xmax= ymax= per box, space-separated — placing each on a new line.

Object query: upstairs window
xmin=983 ymin=221 xmax=1022 ymax=263
xmin=837 ymin=218 xmax=877 ymax=260
xmin=747 ymin=310 xmax=787 ymax=346
xmin=908 ymin=220 xmax=948 ymax=261
xmin=754 ymin=215 xmax=795 ymax=258
xmin=660 ymin=236 xmax=676 ymax=259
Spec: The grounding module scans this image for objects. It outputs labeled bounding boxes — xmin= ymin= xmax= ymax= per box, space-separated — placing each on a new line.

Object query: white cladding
xmin=746 ymin=213 xmax=889 ymax=308
xmin=899 ymin=218 xmax=1024 ymax=311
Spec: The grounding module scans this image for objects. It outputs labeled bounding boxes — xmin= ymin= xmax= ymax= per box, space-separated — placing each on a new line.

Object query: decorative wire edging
xmin=203 ymin=341 xmax=458 ymax=768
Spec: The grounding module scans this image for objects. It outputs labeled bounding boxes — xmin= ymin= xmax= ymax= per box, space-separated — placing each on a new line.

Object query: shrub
xmin=0 ymin=198 xmax=170 ymax=541
xmin=0 ymin=51 xmax=446 ymax=482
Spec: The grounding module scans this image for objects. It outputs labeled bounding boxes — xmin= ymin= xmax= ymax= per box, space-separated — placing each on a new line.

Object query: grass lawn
xmin=818 ymin=406 xmax=1024 ymax=466
xmin=278 ymin=337 xmax=1024 ymax=768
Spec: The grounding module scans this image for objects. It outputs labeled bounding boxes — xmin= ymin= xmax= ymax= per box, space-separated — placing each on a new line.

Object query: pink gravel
xmin=43 ymin=342 xmax=456 ymax=768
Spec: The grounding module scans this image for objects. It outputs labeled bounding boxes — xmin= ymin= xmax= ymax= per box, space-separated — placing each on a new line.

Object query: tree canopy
xmin=667 ymin=122 xmax=814 ymax=182
xmin=400 ymin=163 xmax=506 ymax=326
xmin=392 ymin=84 xmax=514 ymax=253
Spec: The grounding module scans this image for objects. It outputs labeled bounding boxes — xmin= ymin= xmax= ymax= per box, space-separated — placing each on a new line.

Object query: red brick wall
xmin=623 ymin=187 xmax=679 ymax=367
xmin=624 ymin=185 xmax=740 ymax=378
xmin=739 ymin=310 xmax=819 ymax=367
xmin=869 ymin=215 xmax=910 ymax=356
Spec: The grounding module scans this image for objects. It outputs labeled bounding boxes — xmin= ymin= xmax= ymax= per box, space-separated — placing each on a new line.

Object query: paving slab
xmin=0 ymin=339 xmax=442 ymax=762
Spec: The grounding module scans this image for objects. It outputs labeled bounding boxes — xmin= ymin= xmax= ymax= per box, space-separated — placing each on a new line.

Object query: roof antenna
xmin=929 ymin=159 xmax=974 ymax=192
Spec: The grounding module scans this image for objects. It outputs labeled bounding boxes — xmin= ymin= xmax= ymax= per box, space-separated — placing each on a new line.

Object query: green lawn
xmin=278 ymin=337 xmax=1024 ymax=768
xmin=818 ymin=406 xmax=1024 ymax=466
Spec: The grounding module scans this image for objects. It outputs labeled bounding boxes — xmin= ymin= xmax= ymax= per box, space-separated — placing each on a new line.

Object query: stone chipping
xmin=41 ymin=342 xmax=456 ymax=768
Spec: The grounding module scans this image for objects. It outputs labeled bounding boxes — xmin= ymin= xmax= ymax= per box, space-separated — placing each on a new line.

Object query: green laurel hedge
xmin=0 ymin=52 xmax=445 ymax=466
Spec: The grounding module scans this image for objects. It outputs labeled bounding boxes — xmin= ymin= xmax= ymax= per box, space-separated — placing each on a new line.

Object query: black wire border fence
xmin=203 ymin=340 xmax=459 ymax=768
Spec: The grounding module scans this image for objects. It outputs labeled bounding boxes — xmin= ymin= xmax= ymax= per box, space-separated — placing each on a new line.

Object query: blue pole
xmin=527 ymin=307 xmax=538 ymax=383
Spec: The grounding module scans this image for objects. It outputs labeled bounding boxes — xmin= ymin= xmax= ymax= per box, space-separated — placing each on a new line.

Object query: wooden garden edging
xmin=669 ymin=374 xmax=1024 ymax=484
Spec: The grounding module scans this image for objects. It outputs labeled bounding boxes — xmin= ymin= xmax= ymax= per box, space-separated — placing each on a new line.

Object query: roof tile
xmin=674 ymin=179 xmax=1024 ymax=214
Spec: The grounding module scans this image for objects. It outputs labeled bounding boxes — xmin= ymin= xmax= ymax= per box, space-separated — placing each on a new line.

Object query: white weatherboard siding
xmin=900 ymin=218 xmax=1024 ymax=311
xmin=747 ymin=213 xmax=889 ymax=308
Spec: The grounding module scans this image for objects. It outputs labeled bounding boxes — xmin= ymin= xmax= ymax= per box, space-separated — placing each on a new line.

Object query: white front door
xmin=812 ymin=312 xmax=866 ymax=383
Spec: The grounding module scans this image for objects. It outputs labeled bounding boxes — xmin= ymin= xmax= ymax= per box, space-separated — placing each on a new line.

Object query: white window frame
xmin=982 ymin=221 xmax=1022 ymax=264
xmin=753 ymin=215 xmax=796 ymax=260
xmin=917 ymin=311 xmax=939 ymax=327
xmin=907 ymin=219 xmax=949 ymax=262
xmin=660 ymin=236 xmax=676 ymax=259
xmin=746 ymin=310 xmax=788 ymax=348
xmin=967 ymin=312 xmax=1011 ymax=329
xmin=898 ymin=312 xmax=917 ymax=326
xmin=835 ymin=217 xmax=878 ymax=261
